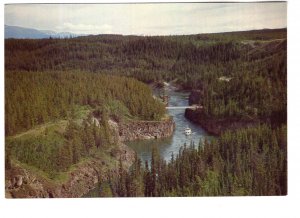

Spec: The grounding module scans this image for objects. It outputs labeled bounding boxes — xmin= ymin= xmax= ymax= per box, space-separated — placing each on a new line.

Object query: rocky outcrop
xmin=185 ymin=108 xmax=259 ymax=135
xmin=6 ymin=165 xmax=55 ymax=198
xmin=5 ymin=118 xmax=135 ymax=198
xmin=5 ymin=143 xmax=135 ymax=198
xmin=5 ymin=116 xmax=173 ymax=198
xmin=118 ymin=118 xmax=175 ymax=141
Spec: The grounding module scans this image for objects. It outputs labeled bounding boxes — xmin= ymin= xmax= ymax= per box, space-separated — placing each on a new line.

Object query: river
xmin=83 ymin=86 xmax=210 ymax=197
xmin=127 ymin=85 xmax=210 ymax=163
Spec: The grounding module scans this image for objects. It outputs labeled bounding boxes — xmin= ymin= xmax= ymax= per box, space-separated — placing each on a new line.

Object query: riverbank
xmin=185 ymin=108 xmax=259 ymax=135
xmin=5 ymin=116 xmax=175 ymax=198
xmin=153 ymin=81 xmax=253 ymax=136
xmin=119 ymin=118 xmax=175 ymax=142
xmin=184 ymin=90 xmax=259 ymax=135
xmin=126 ymin=87 xmax=210 ymax=164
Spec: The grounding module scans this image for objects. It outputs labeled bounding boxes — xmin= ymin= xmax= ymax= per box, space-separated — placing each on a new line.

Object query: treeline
xmin=5 ymin=29 xmax=286 ymax=80
xmin=174 ymin=39 xmax=286 ymax=122
xmin=4 ymin=29 xmax=287 ymax=195
xmin=113 ymin=124 xmax=287 ymax=196
xmin=5 ymin=71 xmax=165 ymax=135
xmin=178 ymin=41 xmax=240 ymax=64
xmin=5 ymin=28 xmax=287 ymax=122
xmin=201 ymin=50 xmax=287 ymax=120
xmin=6 ymin=114 xmax=112 ymax=177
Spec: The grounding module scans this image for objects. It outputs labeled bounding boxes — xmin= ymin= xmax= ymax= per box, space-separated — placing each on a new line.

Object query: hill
xmin=5 ymin=28 xmax=287 ymax=125
xmin=5 ymin=28 xmax=287 ymax=197
xmin=5 ymin=25 xmax=80 ymax=39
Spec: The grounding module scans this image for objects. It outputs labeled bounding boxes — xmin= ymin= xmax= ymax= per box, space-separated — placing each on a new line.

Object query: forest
xmin=5 ymin=71 xmax=165 ymax=136
xmin=5 ymin=28 xmax=287 ymax=196
xmin=5 ymin=28 xmax=287 ymax=123
xmin=5 ymin=72 xmax=166 ymax=179
xmin=6 ymin=112 xmax=122 ymax=178
xmin=113 ymin=125 xmax=287 ymax=196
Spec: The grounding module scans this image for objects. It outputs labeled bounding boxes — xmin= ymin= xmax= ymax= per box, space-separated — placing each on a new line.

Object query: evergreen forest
xmin=5 ymin=28 xmax=287 ymax=197
xmin=114 ymin=125 xmax=287 ymax=196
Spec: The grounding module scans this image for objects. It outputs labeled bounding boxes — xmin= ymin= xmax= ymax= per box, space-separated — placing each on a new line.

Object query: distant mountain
xmin=5 ymin=25 xmax=49 ymax=39
xmin=39 ymin=29 xmax=57 ymax=35
xmin=5 ymin=25 xmax=81 ymax=39
xmin=40 ymin=29 xmax=79 ymax=38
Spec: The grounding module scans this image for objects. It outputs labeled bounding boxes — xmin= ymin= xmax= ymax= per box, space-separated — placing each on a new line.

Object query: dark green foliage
xmin=5 ymin=145 xmax=12 ymax=170
xmin=5 ymin=71 xmax=165 ymax=135
xmin=116 ymin=154 xmax=145 ymax=197
xmin=6 ymin=132 xmax=66 ymax=177
xmin=5 ymin=29 xmax=286 ymax=75
xmin=5 ymin=28 xmax=287 ymax=195
xmin=5 ymin=28 xmax=286 ymax=124
xmin=115 ymin=125 xmax=287 ymax=196
xmin=198 ymin=47 xmax=287 ymax=121
xmin=5 ymin=116 xmax=115 ymax=177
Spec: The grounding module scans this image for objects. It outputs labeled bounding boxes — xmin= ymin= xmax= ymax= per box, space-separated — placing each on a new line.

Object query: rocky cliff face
xmin=5 ymin=143 xmax=135 ymax=198
xmin=5 ymin=118 xmax=135 ymax=198
xmin=5 ymin=117 xmax=174 ymax=198
xmin=118 ymin=118 xmax=175 ymax=141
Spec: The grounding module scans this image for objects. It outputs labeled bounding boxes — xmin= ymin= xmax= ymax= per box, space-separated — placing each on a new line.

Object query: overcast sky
xmin=5 ymin=2 xmax=287 ymax=35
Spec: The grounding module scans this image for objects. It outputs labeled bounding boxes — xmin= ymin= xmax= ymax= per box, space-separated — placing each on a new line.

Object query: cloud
xmin=4 ymin=3 xmax=287 ymax=35
xmin=56 ymin=23 xmax=113 ymax=34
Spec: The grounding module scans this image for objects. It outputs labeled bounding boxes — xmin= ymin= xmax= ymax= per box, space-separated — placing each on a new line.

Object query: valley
xmin=5 ymin=28 xmax=287 ymax=197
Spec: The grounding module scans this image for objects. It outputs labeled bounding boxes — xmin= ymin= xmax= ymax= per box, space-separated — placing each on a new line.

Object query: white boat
xmin=184 ymin=127 xmax=192 ymax=135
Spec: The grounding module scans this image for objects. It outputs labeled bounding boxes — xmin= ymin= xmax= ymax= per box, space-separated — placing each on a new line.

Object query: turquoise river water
xmin=127 ymin=86 xmax=210 ymax=163
xmin=83 ymin=86 xmax=211 ymax=197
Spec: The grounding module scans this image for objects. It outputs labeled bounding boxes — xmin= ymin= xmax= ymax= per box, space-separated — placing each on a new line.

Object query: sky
xmin=4 ymin=2 xmax=287 ymax=35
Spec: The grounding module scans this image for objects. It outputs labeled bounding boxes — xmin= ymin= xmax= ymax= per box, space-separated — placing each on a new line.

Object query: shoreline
xmin=5 ymin=117 xmax=175 ymax=198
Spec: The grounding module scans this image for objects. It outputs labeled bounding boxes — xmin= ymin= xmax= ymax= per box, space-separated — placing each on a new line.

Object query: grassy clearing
xmin=5 ymin=104 xmax=95 ymax=182
xmin=10 ymin=147 xmax=118 ymax=185
xmin=51 ymin=147 xmax=119 ymax=184
xmin=6 ymin=103 xmax=122 ymax=187
xmin=73 ymin=105 xmax=91 ymax=125
xmin=7 ymin=104 xmax=91 ymax=140
xmin=7 ymin=120 xmax=68 ymax=140
xmin=11 ymin=159 xmax=56 ymax=183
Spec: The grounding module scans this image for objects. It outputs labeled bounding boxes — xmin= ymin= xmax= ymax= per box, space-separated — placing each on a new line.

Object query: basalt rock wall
xmin=5 ymin=119 xmax=135 ymax=198
xmin=118 ymin=119 xmax=175 ymax=142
